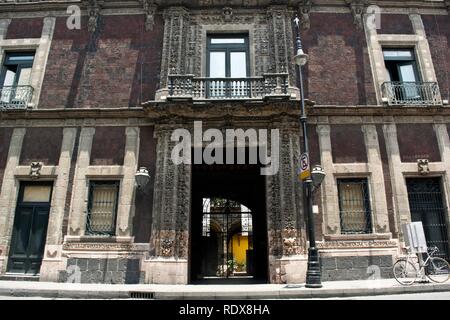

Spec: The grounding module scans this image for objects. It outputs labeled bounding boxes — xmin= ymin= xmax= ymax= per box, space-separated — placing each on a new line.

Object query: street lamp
xmin=293 ymin=15 xmax=323 ymax=288
xmin=135 ymin=167 xmax=151 ymax=190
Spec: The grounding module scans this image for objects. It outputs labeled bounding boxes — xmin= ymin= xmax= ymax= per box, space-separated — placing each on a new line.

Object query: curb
xmin=0 ymin=283 xmax=449 ymax=299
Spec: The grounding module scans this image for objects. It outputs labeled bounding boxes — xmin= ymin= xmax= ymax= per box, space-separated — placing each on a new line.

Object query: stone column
xmin=157 ymin=6 xmax=190 ymax=100
xmin=0 ymin=128 xmax=26 ymax=273
xmin=143 ymin=127 xmax=190 ymax=284
xmin=362 ymin=125 xmax=390 ymax=234
xmin=116 ymin=127 xmax=139 ymax=237
xmin=67 ymin=127 xmax=95 ymax=236
xmin=267 ymin=120 xmax=307 ymax=284
xmin=317 ymin=124 xmax=340 ymax=234
xmin=30 ymin=17 xmax=55 ymax=108
xmin=383 ymin=123 xmax=409 ymax=236
xmin=40 ymin=128 xmax=77 ymax=281
xmin=433 ymin=120 xmax=450 ymax=225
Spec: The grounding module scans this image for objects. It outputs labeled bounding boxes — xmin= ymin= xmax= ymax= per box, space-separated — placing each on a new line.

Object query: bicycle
xmin=393 ymin=246 xmax=450 ymax=286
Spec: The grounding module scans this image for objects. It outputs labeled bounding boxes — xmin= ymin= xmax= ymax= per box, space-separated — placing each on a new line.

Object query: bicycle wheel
xmin=393 ymin=259 xmax=417 ymax=286
xmin=426 ymin=257 xmax=450 ymax=283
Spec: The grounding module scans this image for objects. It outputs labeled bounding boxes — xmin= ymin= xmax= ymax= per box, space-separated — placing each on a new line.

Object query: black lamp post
xmin=293 ymin=16 xmax=323 ymax=288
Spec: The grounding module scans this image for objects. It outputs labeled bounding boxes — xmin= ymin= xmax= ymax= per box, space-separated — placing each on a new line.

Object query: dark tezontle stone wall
xmin=59 ymin=258 xmax=144 ymax=284
xmin=320 ymin=255 xmax=393 ymax=281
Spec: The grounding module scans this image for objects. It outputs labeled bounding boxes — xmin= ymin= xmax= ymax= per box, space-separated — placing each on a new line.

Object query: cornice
xmin=0 ymin=0 xmax=447 ymax=14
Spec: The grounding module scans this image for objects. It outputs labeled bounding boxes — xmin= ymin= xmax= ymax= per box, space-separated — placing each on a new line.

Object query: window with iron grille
xmin=337 ymin=178 xmax=372 ymax=234
xmin=86 ymin=181 xmax=119 ymax=236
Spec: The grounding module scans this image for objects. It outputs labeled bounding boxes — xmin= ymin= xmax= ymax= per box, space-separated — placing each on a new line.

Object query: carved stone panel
xmin=150 ymin=127 xmax=191 ymax=259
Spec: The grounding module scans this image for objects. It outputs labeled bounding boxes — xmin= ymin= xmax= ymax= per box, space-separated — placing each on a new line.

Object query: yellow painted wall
xmin=229 ymin=234 xmax=248 ymax=265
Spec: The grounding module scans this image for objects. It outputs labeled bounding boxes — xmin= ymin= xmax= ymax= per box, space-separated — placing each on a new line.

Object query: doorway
xmin=7 ymin=182 xmax=53 ymax=275
xmin=190 ymin=162 xmax=268 ymax=284
xmin=406 ymin=178 xmax=450 ymax=260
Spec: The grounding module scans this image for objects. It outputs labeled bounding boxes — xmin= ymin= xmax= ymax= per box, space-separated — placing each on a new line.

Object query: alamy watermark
xmin=171 ymin=121 xmax=280 ymax=176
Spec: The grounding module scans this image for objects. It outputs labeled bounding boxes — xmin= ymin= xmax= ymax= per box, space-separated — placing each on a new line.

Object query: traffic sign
xmin=299 ymin=152 xmax=310 ymax=181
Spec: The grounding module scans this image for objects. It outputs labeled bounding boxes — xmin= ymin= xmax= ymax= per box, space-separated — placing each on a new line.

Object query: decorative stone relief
xmin=30 ymin=162 xmax=43 ymax=179
xmin=317 ymin=240 xmax=397 ymax=249
xmin=418 ymin=159 xmax=430 ymax=175
xmin=141 ymin=0 xmax=157 ymax=31
xmin=160 ymin=7 xmax=190 ymax=88
xmin=150 ymin=127 xmax=191 ymax=259
xmin=345 ymin=0 xmax=367 ymax=30
xmin=85 ymin=0 xmax=103 ymax=34
xmin=298 ymin=0 xmax=312 ymax=30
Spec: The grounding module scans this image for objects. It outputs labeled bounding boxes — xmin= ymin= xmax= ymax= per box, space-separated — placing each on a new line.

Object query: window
xmin=383 ymin=49 xmax=420 ymax=84
xmin=0 ymin=52 xmax=35 ymax=107
xmin=207 ymin=34 xmax=249 ymax=98
xmin=337 ymin=179 xmax=372 ymax=234
xmin=86 ymin=181 xmax=119 ymax=236
xmin=1 ymin=52 xmax=35 ymax=87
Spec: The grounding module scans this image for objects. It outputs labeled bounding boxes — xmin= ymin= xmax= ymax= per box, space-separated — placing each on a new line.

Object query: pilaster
xmin=116 ymin=127 xmax=140 ymax=237
xmin=383 ymin=123 xmax=408 ymax=236
xmin=0 ymin=128 xmax=26 ymax=273
xmin=316 ymin=124 xmax=340 ymax=235
xmin=362 ymin=124 xmax=390 ymax=233
xmin=67 ymin=127 xmax=95 ymax=236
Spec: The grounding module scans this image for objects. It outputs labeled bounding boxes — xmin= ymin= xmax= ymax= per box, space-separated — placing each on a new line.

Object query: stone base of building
xmin=58 ymin=257 xmax=144 ymax=284
xmin=269 ymin=255 xmax=308 ymax=284
xmin=142 ymin=258 xmax=188 ymax=284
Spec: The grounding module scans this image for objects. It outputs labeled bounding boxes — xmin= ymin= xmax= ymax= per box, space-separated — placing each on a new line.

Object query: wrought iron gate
xmin=200 ymin=199 xmax=254 ymax=280
xmin=406 ymin=178 xmax=450 ymax=260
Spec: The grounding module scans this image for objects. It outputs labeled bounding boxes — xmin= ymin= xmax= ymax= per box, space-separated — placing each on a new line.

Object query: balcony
xmin=381 ymin=81 xmax=442 ymax=106
xmin=167 ymin=73 xmax=289 ymax=102
xmin=0 ymin=86 xmax=33 ymax=110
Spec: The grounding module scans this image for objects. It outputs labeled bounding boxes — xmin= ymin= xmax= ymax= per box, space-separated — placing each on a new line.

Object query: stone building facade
xmin=0 ymin=0 xmax=449 ymax=284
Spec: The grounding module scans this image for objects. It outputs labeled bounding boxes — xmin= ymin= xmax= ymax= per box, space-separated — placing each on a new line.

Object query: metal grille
xmin=167 ymin=74 xmax=289 ymax=100
xmin=337 ymin=179 xmax=372 ymax=234
xmin=86 ymin=181 xmax=119 ymax=236
xmin=129 ymin=292 xmax=154 ymax=299
xmin=381 ymin=82 xmax=442 ymax=106
xmin=0 ymin=85 xmax=34 ymax=110
xmin=406 ymin=178 xmax=450 ymax=261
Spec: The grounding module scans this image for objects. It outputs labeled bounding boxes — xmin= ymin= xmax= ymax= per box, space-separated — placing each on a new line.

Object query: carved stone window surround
xmin=365 ymin=14 xmax=441 ymax=105
xmin=200 ymin=23 xmax=256 ymax=78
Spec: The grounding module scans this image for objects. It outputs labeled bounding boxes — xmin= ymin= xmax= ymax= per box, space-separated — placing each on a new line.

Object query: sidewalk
xmin=0 ymin=279 xmax=449 ymax=299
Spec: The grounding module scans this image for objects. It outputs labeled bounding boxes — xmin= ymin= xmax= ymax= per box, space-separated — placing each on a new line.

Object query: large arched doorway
xmin=190 ymin=162 xmax=268 ymax=284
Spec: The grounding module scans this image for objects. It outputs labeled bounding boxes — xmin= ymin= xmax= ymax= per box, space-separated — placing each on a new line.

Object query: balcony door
xmin=207 ymin=35 xmax=249 ymax=98
xmin=383 ymin=49 xmax=421 ymax=101
xmin=0 ymin=52 xmax=35 ymax=106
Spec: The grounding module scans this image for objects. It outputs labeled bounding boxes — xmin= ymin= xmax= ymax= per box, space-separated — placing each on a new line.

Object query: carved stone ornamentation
xmin=85 ymin=0 xmax=103 ymax=34
xmin=160 ymin=238 xmax=174 ymax=257
xmin=141 ymin=0 xmax=157 ymax=31
xmin=160 ymin=7 xmax=190 ymax=88
xmin=298 ymin=0 xmax=312 ymax=30
xmin=418 ymin=159 xmax=430 ymax=175
xmin=346 ymin=0 xmax=367 ymax=30
xmin=317 ymin=240 xmax=398 ymax=249
xmin=30 ymin=162 xmax=43 ymax=179
xmin=222 ymin=6 xmax=233 ymax=22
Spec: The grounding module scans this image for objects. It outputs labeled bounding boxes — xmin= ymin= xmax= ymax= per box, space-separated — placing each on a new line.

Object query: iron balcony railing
xmin=168 ymin=73 xmax=289 ymax=101
xmin=381 ymin=81 xmax=442 ymax=106
xmin=0 ymin=85 xmax=33 ymax=110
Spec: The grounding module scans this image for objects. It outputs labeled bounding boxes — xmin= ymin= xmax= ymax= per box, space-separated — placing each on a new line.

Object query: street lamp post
xmin=293 ymin=16 xmax=323 ymax=288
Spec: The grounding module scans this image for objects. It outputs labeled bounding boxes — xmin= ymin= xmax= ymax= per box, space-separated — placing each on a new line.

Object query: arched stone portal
xmin=142 ymin=103 xmax=309 ymax=284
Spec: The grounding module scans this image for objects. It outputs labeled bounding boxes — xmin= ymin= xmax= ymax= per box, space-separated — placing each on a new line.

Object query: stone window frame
xmin=365 ymin=14 xmax=440 ymax=105
xmin=333 ymin=173 xmax=376 ymax=235
xmin=67 ymin=126 xmax=140 ymax=243
xmin=0 ymin=17 xmax=55 ymax=109
xmin=200 ymin=24 xmax=256 ymax=78
xmin=85 ymin=179 xmax=122 ymax=237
